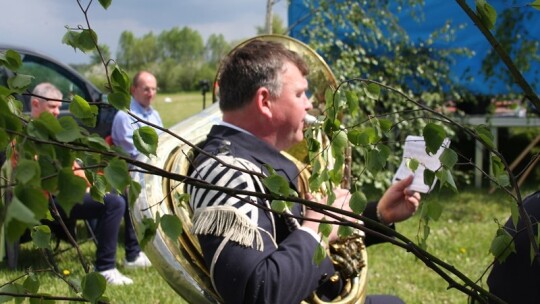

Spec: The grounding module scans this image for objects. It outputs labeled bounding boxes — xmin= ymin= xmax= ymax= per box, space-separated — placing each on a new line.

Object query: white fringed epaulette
xmin=191 ymin=205 xmax=264 ymax=251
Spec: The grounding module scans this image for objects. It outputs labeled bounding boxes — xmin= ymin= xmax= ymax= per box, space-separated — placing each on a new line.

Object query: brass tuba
xmin=131 ymin=34 xmax=367 ymax=304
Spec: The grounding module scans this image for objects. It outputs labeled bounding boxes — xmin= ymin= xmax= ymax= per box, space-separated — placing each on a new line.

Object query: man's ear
xmin=30 ymin=97 xmax=40 ymax=109
xmin=255 ymin=87 xmax=272 ymax=119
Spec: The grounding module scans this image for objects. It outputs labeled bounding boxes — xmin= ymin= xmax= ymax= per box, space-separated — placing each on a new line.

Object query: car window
xmin=18 ymin=56 xmax=89 ymax=113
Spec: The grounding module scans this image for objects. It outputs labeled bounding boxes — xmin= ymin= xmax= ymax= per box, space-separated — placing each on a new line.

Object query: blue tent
xmin=288 ymin=1 xmax=540 ymax=96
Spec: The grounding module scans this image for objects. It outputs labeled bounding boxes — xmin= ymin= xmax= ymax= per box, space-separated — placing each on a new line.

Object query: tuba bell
xmin=131 ymin=34 xmax=367 ymax=304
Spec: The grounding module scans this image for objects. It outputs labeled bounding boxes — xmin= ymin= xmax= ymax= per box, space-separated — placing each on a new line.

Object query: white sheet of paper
xmin=392 ymin=135 xmax=451 ymax=193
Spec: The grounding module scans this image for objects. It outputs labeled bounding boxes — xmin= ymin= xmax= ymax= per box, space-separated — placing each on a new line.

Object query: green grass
xmin=1 ymin=188 xmax=522 ymax=303
xmin=153 ymin=92 xmax=211 ymax=128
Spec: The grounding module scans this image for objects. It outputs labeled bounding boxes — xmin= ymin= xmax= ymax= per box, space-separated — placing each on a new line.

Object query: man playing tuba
xmin=187 ymin=39 xmax=420 ymax=304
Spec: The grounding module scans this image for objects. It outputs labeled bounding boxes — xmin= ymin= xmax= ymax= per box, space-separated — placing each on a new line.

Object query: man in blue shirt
xmin=112 ymin=71 xmax=163 ymax=159
xmin=111 ymin=71 xmax=161 ymax=270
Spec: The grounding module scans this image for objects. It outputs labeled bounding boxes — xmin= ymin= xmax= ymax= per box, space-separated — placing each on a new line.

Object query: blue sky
xmin=2 ymin=0 xmax=288 ymax=64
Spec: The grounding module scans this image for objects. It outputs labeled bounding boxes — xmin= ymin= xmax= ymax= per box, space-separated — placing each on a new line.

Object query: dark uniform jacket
xmin=187 ymin=125 xmax=388 ymax=304
xmin=487 ymin=190 xmax=540 ymax=304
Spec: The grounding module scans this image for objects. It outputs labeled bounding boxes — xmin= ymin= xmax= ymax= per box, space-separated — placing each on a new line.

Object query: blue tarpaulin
xmin=288 ymin=1 xmax=540 ymax=96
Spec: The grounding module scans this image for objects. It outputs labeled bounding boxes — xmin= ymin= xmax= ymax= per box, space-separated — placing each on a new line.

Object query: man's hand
xmin=302 ymin=189 xmax=352 ymax=243
xmin=377 ymin=175 xmax=421 ymax=224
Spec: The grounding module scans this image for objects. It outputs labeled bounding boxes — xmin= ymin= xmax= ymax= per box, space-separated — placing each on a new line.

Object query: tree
xmin=257 ymin=14 xmax=287 ymax=36
xmin=204 ymin=34 xmax=231 ymax=67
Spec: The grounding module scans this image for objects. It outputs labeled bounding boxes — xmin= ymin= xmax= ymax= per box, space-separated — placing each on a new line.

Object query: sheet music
xmin=392 ymin=135 xmax=451 ymax=193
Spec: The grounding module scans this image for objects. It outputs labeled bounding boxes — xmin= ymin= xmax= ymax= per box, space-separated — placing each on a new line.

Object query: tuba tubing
xmin=131 ymin=34 xmax=367 ymax=304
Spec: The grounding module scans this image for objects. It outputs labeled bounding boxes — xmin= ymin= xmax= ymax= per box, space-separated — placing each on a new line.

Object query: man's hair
xmin=218 ymin=39 xmax=309 ymax=112
xmin=132 ymin=71 xmax=155 ymax=88
xmin=32 ymin=82 xmax=62 ymax=102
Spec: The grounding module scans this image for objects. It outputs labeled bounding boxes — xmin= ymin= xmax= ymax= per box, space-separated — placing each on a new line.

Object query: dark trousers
xmin=59 ymin=192 xmax=125 ymax=271
xmin=123 ymin=197 xmax=141 ymax=262
xmin=365 ymin=295 xmax=405 ymax=304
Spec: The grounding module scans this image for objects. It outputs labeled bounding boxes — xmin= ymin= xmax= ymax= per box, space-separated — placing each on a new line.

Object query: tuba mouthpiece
xmin=304 ymin=114 xmax=323 ymax=125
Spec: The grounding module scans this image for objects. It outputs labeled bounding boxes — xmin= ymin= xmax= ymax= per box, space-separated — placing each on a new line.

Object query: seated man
xmin=187 ymin=39 xmax=420 ymax=303
xmin=25 ymin=82 xmax=150 ymax=284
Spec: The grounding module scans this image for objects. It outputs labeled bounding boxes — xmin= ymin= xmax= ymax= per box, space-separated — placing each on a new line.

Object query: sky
xmin=2 ymin=0 xmax=289 ymax=64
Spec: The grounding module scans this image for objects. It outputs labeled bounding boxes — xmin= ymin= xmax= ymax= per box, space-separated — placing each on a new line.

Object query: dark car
xmin=0 ymin=44 xmax=117 ymax=138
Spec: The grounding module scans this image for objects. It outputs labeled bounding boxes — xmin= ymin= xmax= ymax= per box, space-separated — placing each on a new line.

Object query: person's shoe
xmin=98 ymin=268 xmax=134 ymax=285
xmin=124 ymin=252 xmax=152 ymax=268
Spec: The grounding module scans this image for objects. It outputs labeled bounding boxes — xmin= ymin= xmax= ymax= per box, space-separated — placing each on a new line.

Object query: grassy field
xmin=0 ymin=93 xmax=528 ymax=303
xmin=152 ymin=92 xmax=212 ymax=128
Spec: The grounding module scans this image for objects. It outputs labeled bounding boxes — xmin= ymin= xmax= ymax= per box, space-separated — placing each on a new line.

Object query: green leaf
xmin=139 ymin=217 xmax=158 ymax=249
xmin=364 ymin=83 xmax=380 ymax=100
xmin=62 ymin=30 xmax=81 ymax=50
xmin=510 ymin=202 xmax=519 ymax=229
xmin=39 ymin=157 xmax=58 ymax=192
xmin=0 ymin=283 xmax=22 ymax=303
xmin=15 ymin=159 xmax=41 ymax=185
xmin=23 ymin=273 xmax=40 ymax=294
xmin=31 ymin=225 xmax=52 ymax=250
xmin=78 ymin=29 xmax=98 ymax=52
xmin=70 ymin=95 xmax=92 ymax=117
xmin=366 ymin=146 xmax=390 ymax=174
xmin=271 ymin=200 xmax=288 ymax=213
xmin=306 ymin=137 xmax=321 ymax=153
xmin=474 ymin=125 xmax=494 ymax=149
xmin=1 ymin=49 xmax=23 ymax=71
xmin=476 ymin=0 xmax=497 ymax=30
xmin=56 ymin=168 xmax=88 ymax=214
xmin=35 ymin=112 xmax=63 ymax=134
xmin=263 ymin=174 xmax=291 ymax=196
xmin=56 ymin=116 xmax=83 ymax=142
xmin=423 ymin=123 xmax=446 ymax=154
xmin=490 ymin=155 xmax=510 ymax=187
xmin=98 ymin=0 xmax=112 ymax=9
xmin=347 ymin=127 xmax=378 ymax=146
xmin=338 ymin=225 xmax=355 ymax=238
xmin=160 ymin=214 xmax=183 ymax=245
xmin=5 ymin=196 xmax=40 ymax=229
xmin=0 ymin=128 xmax=10 ymax=152
xmin=424 ymin=200 xmax=443 ymax=221
xmin=345 ymin=89 xmax=359 ymax=116
xmin=7 ymin=74 xmax=33 ymax=91
xmin=439 ymin=148 xmax=458 ymax=169
xmin=318 ymin=222 xmax=332 ymax=237
xmin=349 ymin=191 xmax=367 ymax=214
xmin=104 ymin=158 xmax=131 ymax=192
xmin=331 ymin=130 xmax=348 ymax=152
xmin=313 ymin=243 xmax=326 ymax=266
xmin=325 ymin=88 xmax=337 ymax=120
xmin=376 ymin=118 xmax=393 ymax=133
xmin=127 ymin=179 xmax=142 ymax=208
xmin=111 ymin=66 xmax=131 ymax=93
xmin=108 ymin=92 xmax=131 ymax=111
xmin=89 ymin=175 xmax=107 ymax=203
xmin=489 ymin=228 xmax=515 ymax=263
xmin=14 ymin=185 xmax=49 ymax=220
xmin=133 ymin=126 xmax=159 ymax=157
xmin=435 ymin=169 xmax=458 ymax=192
xmin=424 ymin=169 xmax=436 ymax=189
xmin=85 ymin=135 xmax=111 ymax=151
xmin=82 ymin=272 xmax=106 ymax=303
xmin=531 ymin=0 xmax=540 ymax=10
xmin=406 ymin=158 xmax=420 ymax=172
xmin=70 ymin=95 xmax=98 ymax=127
